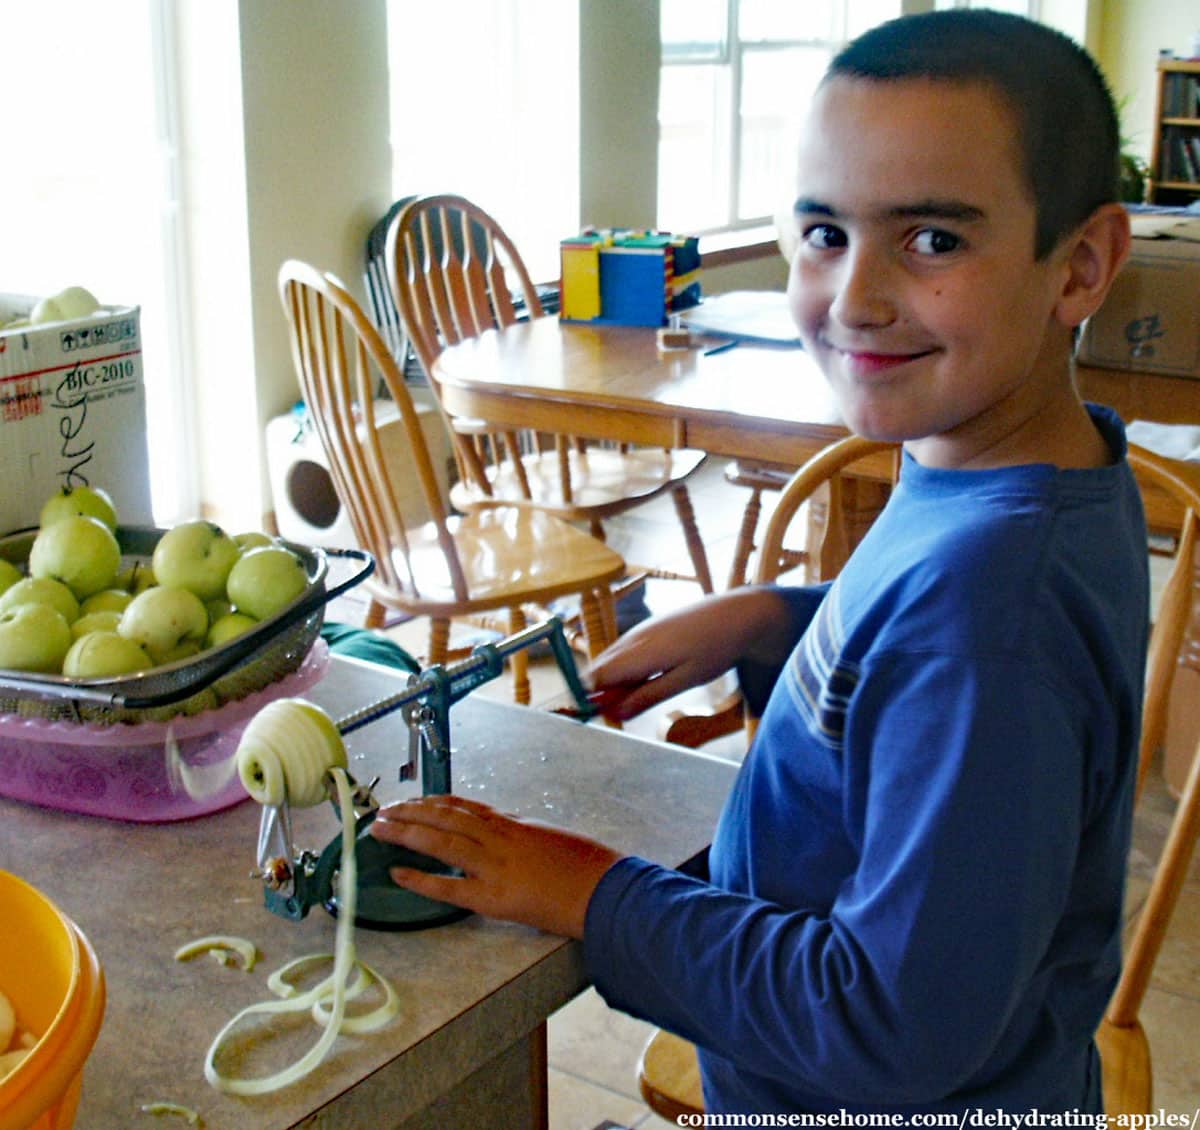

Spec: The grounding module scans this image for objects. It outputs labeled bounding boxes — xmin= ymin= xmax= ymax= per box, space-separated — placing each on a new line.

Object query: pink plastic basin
xmin=0 ymin=640 xmax=329 ymax=822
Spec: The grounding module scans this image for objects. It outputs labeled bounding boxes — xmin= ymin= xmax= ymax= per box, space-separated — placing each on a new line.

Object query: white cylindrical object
xmin=265 ymin=398 xmax=452 ymax=548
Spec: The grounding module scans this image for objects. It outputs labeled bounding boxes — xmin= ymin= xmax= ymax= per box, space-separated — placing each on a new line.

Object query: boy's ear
xmin=1053 ymin=203 xmax=1132 ymax=329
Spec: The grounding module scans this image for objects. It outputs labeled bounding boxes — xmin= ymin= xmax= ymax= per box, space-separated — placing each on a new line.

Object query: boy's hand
xmin=369 ymin=795 xmax=622 ymax=939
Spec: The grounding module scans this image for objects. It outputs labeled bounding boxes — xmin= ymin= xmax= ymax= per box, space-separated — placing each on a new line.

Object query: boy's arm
xmin=589 ymin=583 xmax=829 ymax=722
xmin=735 ymin=582 xmax=830 ymax=715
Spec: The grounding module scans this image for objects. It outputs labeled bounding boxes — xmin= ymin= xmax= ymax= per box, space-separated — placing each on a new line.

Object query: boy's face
xmin=787 ymin=77 xmax=1074 ymax=467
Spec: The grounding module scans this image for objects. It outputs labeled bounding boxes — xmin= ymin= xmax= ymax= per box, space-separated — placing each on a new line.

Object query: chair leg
xmin=1096 ymin=1018 xmax=1152 ymax=1116
xmin=427 ymin=617 xmax=451 ymax=668
xmin=599 ymin=586 xmax=618 ymax=651
xmin=727 ymin=487 xmax=764 ymax=590
xmin=365 ymin=598 xmax=387 ymax=629
xmin=508 ymin=604 xmax=531 ymax=705
xmin=579 ymin=587 xmax=616 ymax=660
xmin=671 ymin=485 xmax=714 ymax=594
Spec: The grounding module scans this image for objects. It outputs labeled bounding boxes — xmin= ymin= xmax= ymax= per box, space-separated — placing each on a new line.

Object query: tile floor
xmin=356 ymin=458 xmax=1199 ymax=1128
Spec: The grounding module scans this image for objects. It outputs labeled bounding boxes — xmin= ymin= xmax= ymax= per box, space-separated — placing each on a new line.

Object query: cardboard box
xmin=0 ymin=294 xmax=152 ymax=533
xmin=1076 ymin=236 xmax=1200 ymax=378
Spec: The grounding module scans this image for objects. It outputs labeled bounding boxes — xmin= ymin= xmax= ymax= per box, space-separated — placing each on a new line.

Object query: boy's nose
xmin=828 ymin=250 xmax=896 ymax=330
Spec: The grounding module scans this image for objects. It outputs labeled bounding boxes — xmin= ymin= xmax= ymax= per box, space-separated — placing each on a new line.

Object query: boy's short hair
xmin=827 ymin=10 xmax=1120 ymax=260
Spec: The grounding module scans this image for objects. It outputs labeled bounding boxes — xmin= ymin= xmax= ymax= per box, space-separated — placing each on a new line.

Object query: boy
xmin=371 ymin=10 xmax=1147 ymax=1115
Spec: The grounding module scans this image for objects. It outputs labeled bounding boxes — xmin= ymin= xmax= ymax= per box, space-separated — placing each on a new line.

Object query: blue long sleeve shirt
xmin=584 ymin=406 xmax=1148 ymax=1115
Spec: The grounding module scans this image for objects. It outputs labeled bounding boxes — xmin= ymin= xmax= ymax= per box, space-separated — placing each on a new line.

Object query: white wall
xmin=1097 ymin=0 xmax=1199 ymax=164
xmin=178 ymin=0 xmax=391 ymax=529
xmin=579 ymin=0 xmax=661 ymax=230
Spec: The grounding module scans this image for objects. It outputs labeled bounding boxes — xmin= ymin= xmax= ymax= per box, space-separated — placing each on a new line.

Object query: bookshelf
xmin=1148 ymin=58 xmax=1200 ymax=204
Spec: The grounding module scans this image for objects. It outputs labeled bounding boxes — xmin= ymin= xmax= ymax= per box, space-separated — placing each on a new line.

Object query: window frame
xmin=658 ymin=0 xmax=848 ymax=235
xmin=659 ymin=0 xmax=1043 ymax=236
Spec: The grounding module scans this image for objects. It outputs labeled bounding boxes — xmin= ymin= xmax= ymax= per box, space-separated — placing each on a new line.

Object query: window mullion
xmin=148 ymin=0 xmax=200 ymax=521
xmin=728 ymin=0 xmax=742 ymax=227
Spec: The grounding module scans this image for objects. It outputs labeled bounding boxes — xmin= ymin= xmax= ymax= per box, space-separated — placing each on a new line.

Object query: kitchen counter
xmin=0 ymin=654 xmax=738 ymax=1129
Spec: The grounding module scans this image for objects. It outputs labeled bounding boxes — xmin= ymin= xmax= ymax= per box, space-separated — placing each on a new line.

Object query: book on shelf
xmin=1164 ymin=72 xmax=1200 ymax=118
xmin=1179 ymin=135 xmax=1199 ymax=182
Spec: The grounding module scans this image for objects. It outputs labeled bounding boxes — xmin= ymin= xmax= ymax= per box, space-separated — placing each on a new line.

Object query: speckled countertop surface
xmin=0 ymin=654 xmax=737 ymax=1128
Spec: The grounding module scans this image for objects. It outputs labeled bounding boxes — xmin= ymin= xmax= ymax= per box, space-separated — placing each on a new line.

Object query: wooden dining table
xmin=435 ymin=314 xmax=838 ymax=468
xmin=433 ymin=312 xmax=1200 ymax=534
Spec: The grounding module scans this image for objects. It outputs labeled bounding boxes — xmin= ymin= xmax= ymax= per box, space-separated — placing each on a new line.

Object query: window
xmin=0 ymin=1 xmax=193 ymax=523
xmin=658 ymin=0 xmax=901 ymax=235
xmin=386 ymin=0 xmax=579 ymax=285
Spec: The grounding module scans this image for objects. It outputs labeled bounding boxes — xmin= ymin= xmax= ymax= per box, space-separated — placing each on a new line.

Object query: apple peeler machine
xmin=252 ymin=616 xmax=603 ymax=931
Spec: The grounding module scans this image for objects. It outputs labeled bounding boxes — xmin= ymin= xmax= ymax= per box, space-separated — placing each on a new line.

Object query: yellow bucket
xmin=0 ymin=870 xmax=105 ymax=1130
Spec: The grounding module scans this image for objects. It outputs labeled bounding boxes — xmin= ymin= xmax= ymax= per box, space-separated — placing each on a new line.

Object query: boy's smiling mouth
xmin=828 ymin=344 xmax=940 ymax=377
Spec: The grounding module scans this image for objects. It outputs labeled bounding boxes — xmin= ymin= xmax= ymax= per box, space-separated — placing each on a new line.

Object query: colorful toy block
xmin=560 ymin=229 xmax=701 ymax=327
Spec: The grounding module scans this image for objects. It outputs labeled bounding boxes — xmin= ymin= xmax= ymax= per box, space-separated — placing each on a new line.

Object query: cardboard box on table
xmin=0 ymin=294 xmax=152 ymax=533
xmin=1076 ymin=224 xmax=1200 ymax=379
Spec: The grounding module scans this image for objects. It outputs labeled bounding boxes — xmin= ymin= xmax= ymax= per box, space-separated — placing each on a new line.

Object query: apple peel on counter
xmin=173 ymin=936 xmax=259 ymax=973
xmin=139 ymin=1101 xmax=202 ymax=1124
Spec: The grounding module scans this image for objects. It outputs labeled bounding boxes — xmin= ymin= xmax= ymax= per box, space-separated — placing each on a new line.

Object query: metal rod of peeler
xmin=332 ymin=617 xmax=596 ymax=737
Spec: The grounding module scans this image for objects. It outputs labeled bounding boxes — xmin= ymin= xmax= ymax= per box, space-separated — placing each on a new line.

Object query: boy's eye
xmin=802 ymin=223 xmax=847 ymax=251
xmin=909 ymin=228 xmax=962 ymax=255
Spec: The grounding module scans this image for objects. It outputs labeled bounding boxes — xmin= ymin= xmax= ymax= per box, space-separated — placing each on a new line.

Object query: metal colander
xmin=0 ymin=526 xmax=373 ymax=725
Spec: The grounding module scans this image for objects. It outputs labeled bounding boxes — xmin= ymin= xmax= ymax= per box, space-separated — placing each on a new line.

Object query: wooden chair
xmin=723 ymin=459 xmax=803 ymax=589
xmin=384 ymin=193 xmax=714 ymax=596
xmin=1096 ymin=443 xmax=1200 ymax=1115
xmin=638 ymin=441 xmax=1200 ymax=1120
xmin=277 ymin=259 xmax=627 ymax=704
xmin=364 ymin=195 xmax=420 ymax=377
xmin=719 ymin=207 xmax=805 ymax=590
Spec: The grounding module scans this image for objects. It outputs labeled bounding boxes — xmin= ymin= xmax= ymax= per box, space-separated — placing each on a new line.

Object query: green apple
xmin=28 ymin=514 xmax=121 ymax=599
xmin=152 ymin=520 xmax=240 ymax=602
xmin=226 ymin=546 xmax=308 ymax=621
xmin=0 ymin=603 xmax=72 ymax=672
xmin=118 ymin=586 xmax=209 ymax=665
xmin=58 ymin=286 xmax=102 ymax=317
xmin=205 ymin=597 xmax=233 ymax=623
xmin=80 ymin=588 xmax=133 ymax=616
xmin=0 ymin=577 xmax=80 ymax=623
xmin=206 ymin=611 xmax=257 ymax=649
xmin=0 ymin=559 xmax=21 ymax=598
xmin=30 ymin=286 xmax=100 ymax=324
xmin=63 ymin=630 xmax=152 ymax=678
xmin=71 ymin=609 xmax=123 ymax=640
xmin=39 ymin=484 xmax=118 ymax=531
xmin=114 ymin=561 xmax=156 ymax=594
xmin=234 ymin=531 xmax=274 ymax=552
